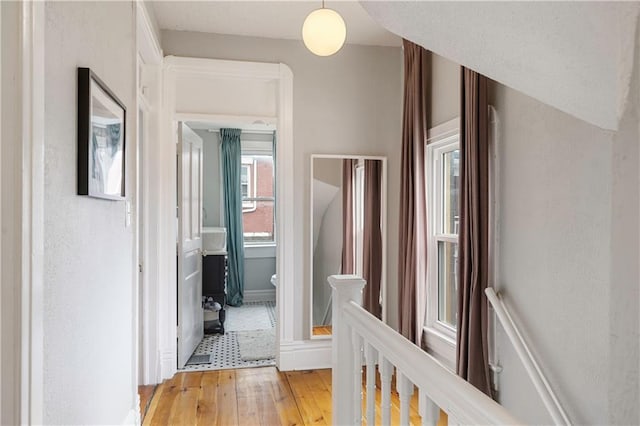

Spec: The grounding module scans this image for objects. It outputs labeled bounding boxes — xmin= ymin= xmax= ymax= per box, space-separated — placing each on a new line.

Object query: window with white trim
xmin=424 ymin=124 xmax=460 ymax=368
xmin=241 ymin=151 xmax=275 ymax=245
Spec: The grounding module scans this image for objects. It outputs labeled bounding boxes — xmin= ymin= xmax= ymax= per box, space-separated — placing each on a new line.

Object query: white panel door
xmin=177 ymin=122 xmax=204 ymax=368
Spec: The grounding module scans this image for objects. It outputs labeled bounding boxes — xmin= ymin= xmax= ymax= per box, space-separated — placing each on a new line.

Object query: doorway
xmin=176 ymin=121 xmax=278 ymax=372
xmin=150 ymin=56 xmax=294 ymax=381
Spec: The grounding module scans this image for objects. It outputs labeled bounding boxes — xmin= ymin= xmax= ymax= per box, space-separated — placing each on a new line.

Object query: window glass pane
xmin=243 ymin=200 xmax=275 ymax=244
xmin=442 ymin=149 xmax=460 ymax=235
xmin=438 ymin=240 xmax=459 ymax=327
xmin=242 ymin=154 xmax=274 ymax=198
xmin=241 ymin=164 xmax=251 ymax=209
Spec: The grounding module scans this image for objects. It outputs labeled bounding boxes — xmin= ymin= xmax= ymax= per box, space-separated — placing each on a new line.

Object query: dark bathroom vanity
xmin=202 ymin=253 xmax=227 ymax=334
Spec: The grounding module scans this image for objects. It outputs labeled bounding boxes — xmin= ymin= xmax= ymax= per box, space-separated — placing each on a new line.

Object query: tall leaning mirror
xmin=310 ymin=155 xmax=387 ymax=338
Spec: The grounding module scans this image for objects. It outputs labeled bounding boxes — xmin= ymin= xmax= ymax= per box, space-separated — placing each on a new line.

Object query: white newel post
xmin=329 ymin=275 xmax=366 ymax=426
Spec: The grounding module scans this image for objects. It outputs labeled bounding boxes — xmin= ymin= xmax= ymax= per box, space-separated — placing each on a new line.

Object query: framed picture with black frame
xmin=77 ymin=67 xmax=126 ymax=200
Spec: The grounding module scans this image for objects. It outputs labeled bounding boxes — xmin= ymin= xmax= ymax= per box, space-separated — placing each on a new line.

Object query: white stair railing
xmin=329 ymin=275 xmax=520 ymax=426
xmin=485 ymin=288 xmax=571 ymax=426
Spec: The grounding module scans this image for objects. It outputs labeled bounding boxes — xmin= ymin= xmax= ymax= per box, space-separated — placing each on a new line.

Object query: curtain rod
xmin=207 ymin=129 xmax=275 ymax=135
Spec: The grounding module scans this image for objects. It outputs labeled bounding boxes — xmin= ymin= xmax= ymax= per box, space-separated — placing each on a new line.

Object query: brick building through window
xmin=241 ymin=154 xmax=274 ymax=244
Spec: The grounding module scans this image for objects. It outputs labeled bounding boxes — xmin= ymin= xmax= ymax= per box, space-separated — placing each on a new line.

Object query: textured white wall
xmin=491 ymin=82 xmax=616 ymax=424
xmin=44 ymin=2 xmax=136 ymax=423
xmin=362 ymin=1 xmax=640 ymax=131
xmin=1 ymin=2 xmax=22 ymax=424
xmin=430 ymin=53 xmax=459 ymax=127
xmin=489 ymin=28 xmax=640 ymax=424
xmin=607 ymin=25 xmax=640 ymax=424
xmin=162 ymin=30 xmax=403 ymax=336
xmin=313 ymin=184 xmax=342 ymax=325
xmin=197 ymin=129 xmax=223 ymax=228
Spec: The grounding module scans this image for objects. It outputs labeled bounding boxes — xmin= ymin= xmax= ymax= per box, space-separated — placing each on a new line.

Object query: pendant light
xmin=302 ymin=0 xmax=346 ymax=57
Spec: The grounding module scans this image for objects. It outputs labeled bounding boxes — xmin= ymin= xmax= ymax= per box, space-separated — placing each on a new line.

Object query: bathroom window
xmin=241 ymin=152 xmax=275 ymax=245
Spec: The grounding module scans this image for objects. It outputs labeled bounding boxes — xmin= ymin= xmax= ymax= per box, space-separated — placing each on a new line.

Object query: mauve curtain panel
xmin=221 ymin=128 xmax=245 ymax=306
xmin=456 ymin=67 xmax=492 ymax=396
xmin=398 ymin=39 xmax=430 ymax=343
xmin=362 ymin=160 xmax=383 ymax=319
xmin=341 ymin=159 xmax=356 ymax=275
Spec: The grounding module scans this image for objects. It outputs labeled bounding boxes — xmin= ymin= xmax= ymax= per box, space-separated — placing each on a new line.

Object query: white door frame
xmin=2 ymin=0 xmax=46 ymax=423
xmin=135 ymin=0 xmax=163 ymax=388
xmin=159 ymin=56 xmax=294 ymax=378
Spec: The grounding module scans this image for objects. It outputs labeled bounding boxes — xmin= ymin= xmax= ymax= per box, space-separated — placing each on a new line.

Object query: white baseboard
xmin=278 ymin=339 xmax=332 ymax=371
xmin=160 ymin=349 xmax=176 ymax=381
xmin=244 ymin=289 xmax=276 ymax=302
xmin=122 ymin=406 xmax=139 ymax=425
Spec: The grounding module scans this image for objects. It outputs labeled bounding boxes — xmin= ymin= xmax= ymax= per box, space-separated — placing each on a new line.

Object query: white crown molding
xmin=164 ymin=56 xmax=284 ymax=81
xmin=136 ymin=1 xmax=163 ymax=65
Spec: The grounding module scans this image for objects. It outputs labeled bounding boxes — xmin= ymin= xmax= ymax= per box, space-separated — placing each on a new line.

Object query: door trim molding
xmin=136 ymin=0 xmax=163 ymax=390
xmin=15 ymin=1 xmax=45 ymax=423
xmin=160 ymin=56 xmax=295 ymax=377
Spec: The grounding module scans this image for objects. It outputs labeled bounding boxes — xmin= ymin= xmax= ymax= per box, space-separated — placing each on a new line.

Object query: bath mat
xmin=225 ymin=304 xmax=271 ymax=332
xmin=237 ymin=328 xmax=275 ymax=361
xmin=185 ymin=354 xmax=212 ymax=366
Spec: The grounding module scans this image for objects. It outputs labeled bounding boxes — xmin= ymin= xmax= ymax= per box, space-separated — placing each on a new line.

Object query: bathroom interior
xmin=180 ymin=120 xmax=278 ymax=371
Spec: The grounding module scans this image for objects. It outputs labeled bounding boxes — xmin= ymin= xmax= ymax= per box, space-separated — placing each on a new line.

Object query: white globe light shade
xmin=302 ymin=8 xmax=346 ymax=56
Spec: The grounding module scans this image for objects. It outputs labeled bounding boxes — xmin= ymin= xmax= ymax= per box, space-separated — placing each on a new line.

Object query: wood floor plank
xmin=301 ymin=370 xmax=333 ymax=425
xmin=216 ymin=370 xmax=239 ymax=425
xmin=138 ymin=384 xmax=157 ymax=422
xmin=196 ymin=371 xmax=220 ymax=425
xmin=285 ymin=371 xmax=328 ymax=425
xmin=270 ymin=369 xmax=305 ymax=426
xmin=168 ymin=387 xmax=199 ymax=426
xmin=235 ymin=368 xmax=267 ymax=424
xmin=311 ymin=326 xmax=332 ymax=336
xmin=182 ymin=371 xmax=204 ymax=388
xmin=236 ymin=368 xmax=273 ymax=425
xmin=141 ymin=382 xmax=164 ymax=426
xmin=145 ymin=380 xmax=181 ymax=426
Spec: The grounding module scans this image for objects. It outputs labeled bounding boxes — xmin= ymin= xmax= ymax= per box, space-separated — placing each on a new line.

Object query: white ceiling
xmin=152 ymin=0 xmax=402 ymax=47
xmin=362 ymin=1 xmax=640 ymax=130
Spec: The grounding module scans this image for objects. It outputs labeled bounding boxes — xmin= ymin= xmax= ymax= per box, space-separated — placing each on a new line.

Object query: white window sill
xmin=244 ymin=244 xmax=276 ymax=259
xmin=422 ymin=326 xmax=457 ymax=373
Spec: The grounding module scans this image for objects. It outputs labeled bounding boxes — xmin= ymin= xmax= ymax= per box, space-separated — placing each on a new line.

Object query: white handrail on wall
xmin=329 ymin=275 xmax=520 ymax=426
xmin=485 ymin=288 xmax=571 ymax=426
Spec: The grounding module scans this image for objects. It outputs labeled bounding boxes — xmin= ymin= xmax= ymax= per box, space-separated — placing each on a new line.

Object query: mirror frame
xmin=309 ymin=154 xmax=388 ymax=339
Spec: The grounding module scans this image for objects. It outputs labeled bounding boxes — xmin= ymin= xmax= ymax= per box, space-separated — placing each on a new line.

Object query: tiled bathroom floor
xmin=180 ymin=301 xmax=276 ymax=372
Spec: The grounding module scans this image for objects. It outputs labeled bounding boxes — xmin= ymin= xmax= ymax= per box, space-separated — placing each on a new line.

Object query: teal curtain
xmin=221 ymin=128 xmax=245 ymax=306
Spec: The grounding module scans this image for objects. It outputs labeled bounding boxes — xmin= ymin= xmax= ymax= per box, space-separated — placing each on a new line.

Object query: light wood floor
xmin=143 ymin=367 xmax=444 ymax=425
xmin=139 ymin=385 xmax=157 ymax=421
xmin=312 ymin=326 xmax=332 ymax=336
